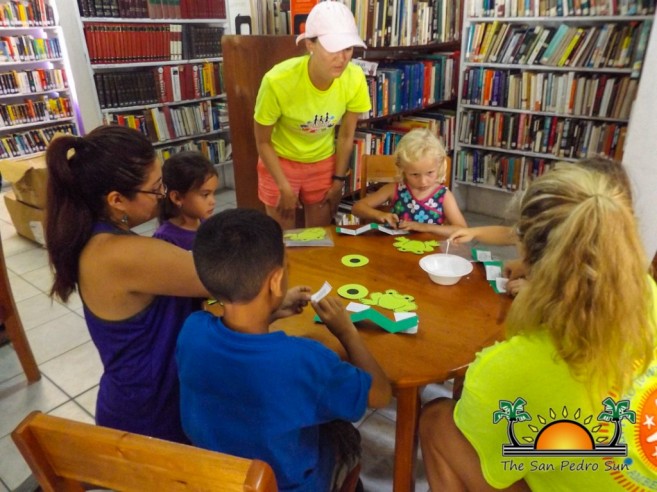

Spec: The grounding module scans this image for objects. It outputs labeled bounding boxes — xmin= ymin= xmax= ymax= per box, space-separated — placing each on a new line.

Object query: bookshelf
xmin=0 ymin=0 xmax=81 ymax=161
xmin=452 ymin=1 xmax=655 ymax=217
xmin=62 ymin=0 xmax=234 ymax=186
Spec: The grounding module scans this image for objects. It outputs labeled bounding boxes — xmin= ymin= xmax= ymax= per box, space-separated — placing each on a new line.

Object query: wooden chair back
xmin=12 ymin=411 xmax=278 ymax=492
xmin=0 ymin=229 xmax=40 ymax=382
xmin=359 ymin=154 xmax=399 ymax=199
xmin=221 ymin=35 xmax=306 ymax=211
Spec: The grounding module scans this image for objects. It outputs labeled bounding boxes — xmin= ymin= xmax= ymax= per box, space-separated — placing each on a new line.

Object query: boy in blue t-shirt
xmin=177 ymin=209 xmax=391 ymax=492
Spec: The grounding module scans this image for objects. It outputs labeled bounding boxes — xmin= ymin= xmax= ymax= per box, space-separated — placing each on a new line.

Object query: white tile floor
xmin=0 ymin=183 xmax=517 ymax=492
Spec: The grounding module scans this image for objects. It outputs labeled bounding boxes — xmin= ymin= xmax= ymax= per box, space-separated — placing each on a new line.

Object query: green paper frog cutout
xmin=393 ymin=237 xmax=440 ymax=254
xmin=284 ymin=227 xmax=326 ymax=242
xmin=361 ymin=289 xmax=418 ymax=312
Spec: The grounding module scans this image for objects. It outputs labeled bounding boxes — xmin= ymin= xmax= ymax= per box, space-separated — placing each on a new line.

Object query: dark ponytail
xmin=46 ymin=125 xmax=155 ymax=301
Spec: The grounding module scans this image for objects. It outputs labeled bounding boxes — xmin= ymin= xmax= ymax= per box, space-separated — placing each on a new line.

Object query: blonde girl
xmin=419 ymin=165 xmax=656 ymax=491
xmin=352 ymin=128 xmax=467 ymax=237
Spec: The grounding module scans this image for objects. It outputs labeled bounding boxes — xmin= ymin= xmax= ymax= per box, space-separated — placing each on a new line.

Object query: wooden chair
xmin=358 ymin=154 xmax=399 ymax=199
xmin=12 ymin=411 xmax=278 ymax=492
xmin=358 ymin=154 xmax=453 ymax=199
xmin=0 ymin=230 xmax=40 ymax=382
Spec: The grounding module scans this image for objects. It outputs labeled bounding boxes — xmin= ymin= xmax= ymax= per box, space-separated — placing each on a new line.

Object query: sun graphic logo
xmin=494 ymin=397 xmax=634 ymax=457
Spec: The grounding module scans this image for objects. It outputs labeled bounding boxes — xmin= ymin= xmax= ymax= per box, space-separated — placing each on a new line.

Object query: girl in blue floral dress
xmin=352 ymin=128 xmax=467 ymax=237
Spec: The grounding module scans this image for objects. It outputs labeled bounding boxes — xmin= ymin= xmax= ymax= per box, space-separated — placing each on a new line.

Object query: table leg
xmin=393 ymin=386 xmax=421 ymax=492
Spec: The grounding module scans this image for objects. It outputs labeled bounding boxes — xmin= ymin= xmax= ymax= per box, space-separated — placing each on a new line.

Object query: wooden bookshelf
xmin=452 ymin=2 xmax=655 ymax=217
xmin=67 ymin=1 xmax=233 ymax=177
xmin=0 ymin=1 xmax=80 ymax=160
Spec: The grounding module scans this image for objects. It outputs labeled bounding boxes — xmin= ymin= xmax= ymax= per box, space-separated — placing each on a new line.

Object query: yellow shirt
xmin=254 ymin=55 xmax=371 ymax=163
xmin=454 ymin=278 xmax=657 ymax=491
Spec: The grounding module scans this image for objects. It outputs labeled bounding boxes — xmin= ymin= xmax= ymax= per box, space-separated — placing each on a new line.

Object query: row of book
xmin=104 ymin=100 xmax=228 ymax=143
xmin=356 ymin=54 xmax=458 ymax=119
xmin=0 ymin=35 xmax=62 ymax=63
xmin=0 ymin=68 xmax=68 ymax=95
xmin=353 ymin=0 xmax=461 ymax=47
xmin=468 ymin=0 xmax=656 ymax=17
xmin=83 ymin=23 xmax=223 ymax=64
xmin=465 ymin=20 xmax=651 ymax=71
xmin=347 ymin=111 xmax=456 ymax=193
xmin=77 ymin=0 xmax=227 ymax=19
xmin=0 ymin=0 xmax=54 ymax=27
xmin=454 ymin=150 xmax=557 ymax=192
xmin=458 ymin=109 xmax=627 ymax=159
xmin=94 ymin=61 xmax=224 ymax=109
xmin=462 ymin=68 xmax=638 ymax=120
xmin=156 ymin=137 xmax=232 ymax=165
xmin=0 ymin=96 xmax=72 ymax=127
xmin=0 ymin=122 xmax=77 ymax=159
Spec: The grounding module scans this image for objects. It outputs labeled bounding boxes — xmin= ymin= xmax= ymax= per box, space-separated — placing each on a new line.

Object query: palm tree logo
xmin=597 ymin=397 xmax=636 ymax=448
xmin=494 ymin=397 xmax=633 ymax=457
xmin=493 ymin=397 xmax=532 ymax=447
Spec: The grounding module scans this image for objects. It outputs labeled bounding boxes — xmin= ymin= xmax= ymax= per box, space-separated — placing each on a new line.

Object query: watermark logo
xmin=494 ymin=397 xmax=633 ymax=457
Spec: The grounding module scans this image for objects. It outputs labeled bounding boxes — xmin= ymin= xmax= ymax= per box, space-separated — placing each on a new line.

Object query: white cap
xmin=295 ymin=1 xmax=367 ymax=53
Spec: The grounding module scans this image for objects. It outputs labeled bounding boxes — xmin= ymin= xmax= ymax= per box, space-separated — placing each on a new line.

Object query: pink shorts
xmin=257 ymin=155 xmax=335 ymax=207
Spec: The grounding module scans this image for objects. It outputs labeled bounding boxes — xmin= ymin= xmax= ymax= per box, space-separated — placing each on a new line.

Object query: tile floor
xmin=0 ymin=183 xmax=517 ymax=492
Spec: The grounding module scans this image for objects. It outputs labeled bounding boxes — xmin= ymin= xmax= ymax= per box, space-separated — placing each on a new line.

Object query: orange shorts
xmin=257 ymin=155 xmax=335 ymax=207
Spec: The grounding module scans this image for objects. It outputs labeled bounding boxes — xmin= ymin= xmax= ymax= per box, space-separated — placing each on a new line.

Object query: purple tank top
xmin=84 ymin=222 xmax=191 ymax=443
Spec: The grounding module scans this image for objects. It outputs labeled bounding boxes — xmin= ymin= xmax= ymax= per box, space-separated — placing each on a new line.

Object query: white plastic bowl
xmin=419 ymin=254 xmax=474 ymax=286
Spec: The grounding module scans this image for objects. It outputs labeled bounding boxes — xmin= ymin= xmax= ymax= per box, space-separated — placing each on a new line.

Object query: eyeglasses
xmin=134 ymin=183 xmax=168 ymax=198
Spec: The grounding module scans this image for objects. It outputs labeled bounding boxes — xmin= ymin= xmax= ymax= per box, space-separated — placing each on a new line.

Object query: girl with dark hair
xmin=45 ymin=125 xmax=309 ymax=443
xmin=154 ymin=151 xmax=219 ymax=251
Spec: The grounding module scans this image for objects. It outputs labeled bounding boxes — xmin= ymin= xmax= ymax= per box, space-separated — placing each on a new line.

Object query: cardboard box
xmin=0 ymin=155 xmax=47 ymax=209
xmin=3 ymin=192 xmax=46 ymax=246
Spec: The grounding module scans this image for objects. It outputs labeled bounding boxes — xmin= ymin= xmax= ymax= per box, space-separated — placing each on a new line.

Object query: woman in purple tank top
xmin=45 ymin=125 xmax=310 ymax=443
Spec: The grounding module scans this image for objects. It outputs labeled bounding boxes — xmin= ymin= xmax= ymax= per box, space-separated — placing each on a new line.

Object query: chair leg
xmin=338 ymin=462 xmax=361 ymax=492
xmin=4 ymin=312 xmax=40 ymax=382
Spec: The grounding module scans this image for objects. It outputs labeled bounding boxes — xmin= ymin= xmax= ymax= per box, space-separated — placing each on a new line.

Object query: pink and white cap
xmin=295 ymin=1 xmax=367 ymax=53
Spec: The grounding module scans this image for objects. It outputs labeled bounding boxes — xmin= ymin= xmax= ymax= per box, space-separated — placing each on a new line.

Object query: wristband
xmin=332 ymin=175 xmax=347 ymax=182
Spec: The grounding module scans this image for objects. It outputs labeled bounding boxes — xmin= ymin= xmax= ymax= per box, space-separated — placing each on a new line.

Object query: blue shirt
xmin=177 ymin=311 xmax=372 ymax=491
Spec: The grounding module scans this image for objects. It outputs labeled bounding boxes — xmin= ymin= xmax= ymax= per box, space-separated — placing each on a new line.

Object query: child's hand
xmin=398 ymin=220 xmax=425 ymax=232
xmin=271 ymin=285 xmax=312 ymax=320
xmin=507 ymin=278 xmax=527 ymax=297
xmin=448 ymin=228 xmax=476 ymax=244
xmin=503 ymin=258 xmax=527 ymax=280
xmin=312 ymin=297 xmax=357 ymax=339
xmin=378 ymin=212 xmax=400 ymax=228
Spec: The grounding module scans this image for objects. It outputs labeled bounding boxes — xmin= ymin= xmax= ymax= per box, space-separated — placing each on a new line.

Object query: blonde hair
xmin=393 ymin=129 xmax=447 ymax=183
xmin=506 ymin=165 xmax=654 ymax=397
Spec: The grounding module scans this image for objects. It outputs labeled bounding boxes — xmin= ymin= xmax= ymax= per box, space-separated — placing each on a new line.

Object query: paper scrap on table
xmin=472 ymin=248 xmax=493 ymax=262
xmin=394 ymin=312 xmax=418 ymax=335
xmin=311 ymin=281 xmax=332 ymax=303
xmin=483 ymin=261 xmax=503 ymax=281
xmin=495 ymin=277 xmax=509 ymax=294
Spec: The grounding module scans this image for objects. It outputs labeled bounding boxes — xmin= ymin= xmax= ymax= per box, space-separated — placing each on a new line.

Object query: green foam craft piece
xmin=314 ymin=308 xmax=418 ymax=334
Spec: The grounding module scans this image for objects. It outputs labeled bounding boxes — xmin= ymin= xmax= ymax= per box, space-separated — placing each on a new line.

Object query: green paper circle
xmin=341 ymin=254 xmax=369 ymax=267
xmin=337 ymin=284 xmax=369 ymax=300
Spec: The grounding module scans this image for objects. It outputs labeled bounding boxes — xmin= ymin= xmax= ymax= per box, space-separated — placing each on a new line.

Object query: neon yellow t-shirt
xmin=454 ymin=278 xmax=657 ymax=492
xmin=254 ymin=55 xmax=371 ymax=163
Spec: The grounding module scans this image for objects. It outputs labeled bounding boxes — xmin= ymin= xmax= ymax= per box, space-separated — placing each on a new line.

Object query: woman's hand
xmin=277 ymin=186 xmax=301 ymax=221
xmin=271 ymin=285 xmax=312 ymax=321
xmin=503 ymin=258 xmax=527 ymax=280
xmin=323 ymin=181 xmax=344 ymax=218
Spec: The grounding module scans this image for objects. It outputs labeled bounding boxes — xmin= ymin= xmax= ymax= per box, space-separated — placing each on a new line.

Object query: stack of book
xmin=0 ymin=35 xmax=61 ymax=62
xmin=0 ymin=96 xmax=72 ymax=126
xmin=0 ymin=68 xmax=68 ymax=94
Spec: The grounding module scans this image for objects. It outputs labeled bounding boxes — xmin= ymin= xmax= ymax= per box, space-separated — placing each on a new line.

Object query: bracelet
xmin=331 ymin=175 xmax=347 ymax=182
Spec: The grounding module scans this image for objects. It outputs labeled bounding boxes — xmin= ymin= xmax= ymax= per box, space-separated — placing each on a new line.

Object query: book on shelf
xmin=84 ymin=23 xmax=222 ymax=64
xmin=76 ymin=0 xmax=226 ymax=19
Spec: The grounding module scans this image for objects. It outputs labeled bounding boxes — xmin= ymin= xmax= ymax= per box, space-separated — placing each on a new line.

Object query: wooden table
xmin=272 ymin=227 xmax=511 ymax=492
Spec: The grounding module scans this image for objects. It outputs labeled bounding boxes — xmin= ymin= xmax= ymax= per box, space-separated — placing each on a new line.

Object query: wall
xmin=623 ymin=27 xmax=657 ymax=261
